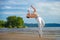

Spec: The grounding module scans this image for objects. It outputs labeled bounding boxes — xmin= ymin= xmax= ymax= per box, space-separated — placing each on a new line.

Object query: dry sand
xmin=0 ymin=32 xmax=55 ymax=40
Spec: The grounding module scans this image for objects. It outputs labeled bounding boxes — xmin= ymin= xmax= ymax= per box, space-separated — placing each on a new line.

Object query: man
xmin=26 ymin=5 xmax=45 ymax=37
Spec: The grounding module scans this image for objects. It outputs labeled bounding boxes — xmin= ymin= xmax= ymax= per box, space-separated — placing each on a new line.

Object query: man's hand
xmin=27 ymin=10 xmax=30 ymax=13
xmin=31 ymin=5 xmax=34 ymax=8
xmin=26 ymin=10 xmax=31 ymax=18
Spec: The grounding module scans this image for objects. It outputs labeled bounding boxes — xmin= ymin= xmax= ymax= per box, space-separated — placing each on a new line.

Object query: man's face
xmin=26 ymin=16 xmax=30 ymax=18
xmin=26 ymin=13 xmax=31 ymax=18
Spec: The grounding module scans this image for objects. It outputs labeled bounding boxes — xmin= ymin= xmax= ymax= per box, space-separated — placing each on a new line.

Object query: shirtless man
xmin=26 ymin=5 xmax=45 ymax=37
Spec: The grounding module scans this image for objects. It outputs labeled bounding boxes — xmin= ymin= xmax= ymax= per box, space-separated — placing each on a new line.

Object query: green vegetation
xmin=0 ymin=20 xmax=5 ymax=28
xmin=0 ymin=16 xmax=26 ymax=28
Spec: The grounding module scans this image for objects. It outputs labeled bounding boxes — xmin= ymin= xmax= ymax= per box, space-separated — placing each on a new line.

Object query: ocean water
xmin=0 ymin=27 xmax=60 ymax=35
xmin=25 ymin=23 xmax=60 ymax=27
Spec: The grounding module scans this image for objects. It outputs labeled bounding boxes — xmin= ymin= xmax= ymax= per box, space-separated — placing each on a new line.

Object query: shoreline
xmin=0 ymin=27 xmax=60 ymax=40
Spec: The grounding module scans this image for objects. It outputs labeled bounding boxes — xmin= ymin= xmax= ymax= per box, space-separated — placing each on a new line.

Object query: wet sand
xmin=0 ymin=32 xmax=55 ymax=40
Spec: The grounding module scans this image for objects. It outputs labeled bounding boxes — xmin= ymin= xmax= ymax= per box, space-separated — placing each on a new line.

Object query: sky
xmin=0 ymin=0 xmax=60 ymax=24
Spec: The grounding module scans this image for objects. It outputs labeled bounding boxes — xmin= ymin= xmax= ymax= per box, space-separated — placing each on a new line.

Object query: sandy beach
xmin=0 ymin=32 xmax=55 ymax=40
xmin=0 ymin=27 xmax=60 ymax=40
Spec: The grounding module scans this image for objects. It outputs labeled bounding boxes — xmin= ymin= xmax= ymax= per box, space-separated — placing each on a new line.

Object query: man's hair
xmin=26 ymin=16 xmax=30 ymax=18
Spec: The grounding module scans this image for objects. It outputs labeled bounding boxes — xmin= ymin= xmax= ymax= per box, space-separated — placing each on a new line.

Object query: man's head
xmin=26 ymin=13 xmax=31 ymax=18
xmin=26 ymin=16 xmax=30 ymax=18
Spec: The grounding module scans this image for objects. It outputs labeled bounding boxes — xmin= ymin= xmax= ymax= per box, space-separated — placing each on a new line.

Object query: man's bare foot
xmin=39 ymin=34 xmax=43 ymax=38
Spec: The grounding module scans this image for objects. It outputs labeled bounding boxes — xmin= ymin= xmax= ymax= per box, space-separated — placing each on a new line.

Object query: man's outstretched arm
xmin=31 ymin=5 xmax=36 ymax=12
xmin=31 ymin=5 xmax=38 ymax=17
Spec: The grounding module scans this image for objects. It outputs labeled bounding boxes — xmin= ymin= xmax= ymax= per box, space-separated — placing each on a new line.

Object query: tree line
xmin=0 ymin=16 xmax=26 ymax=28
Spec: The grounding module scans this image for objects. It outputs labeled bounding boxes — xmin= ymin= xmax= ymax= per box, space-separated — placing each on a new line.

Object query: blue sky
xmin=0 ymin=0 xmax=60 ymax=23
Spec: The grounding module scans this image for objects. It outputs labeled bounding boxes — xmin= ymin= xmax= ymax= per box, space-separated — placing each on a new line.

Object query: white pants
xmin=38 ymin=23 xmax=44 ymax=37
xmin=35 ymin=16 xmax=45 ymax=37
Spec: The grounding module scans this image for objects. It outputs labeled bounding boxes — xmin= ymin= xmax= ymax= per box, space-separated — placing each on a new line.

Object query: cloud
xmin=33 ymin=1 xmax=60 ymax=23
xmin=3 ymin=6 xmax=12 ymax=9
xmin=0 ymin=0 xmax=29 ymax=11
xmin=34 ymin=2 xmax=60 ymax=15
xmin=1 ymin=6 xmax=28 ymax=10
xmin=1 ymin=12 xmax=26 ymax=15
xmin=0 ymin=0 xmax=28 ymax=5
